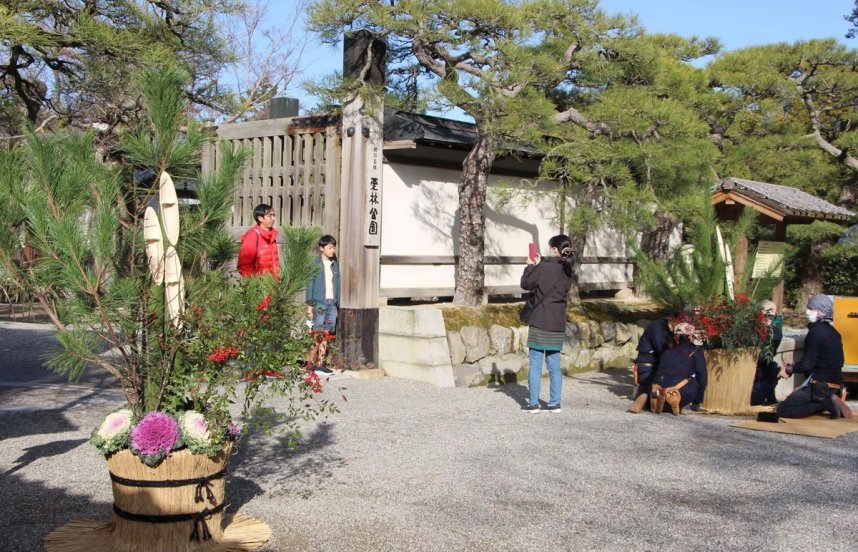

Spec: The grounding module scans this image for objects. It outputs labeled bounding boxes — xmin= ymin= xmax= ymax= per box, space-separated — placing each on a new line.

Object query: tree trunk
xmin=640 ymin=212 xmax=675 ymax=261
xmin=453 ymin=131 xmax=497 ymax=306
xmin=838 ymin=183 xmax=857 ymax=210
xmin=567 ymin=233 xmax=585 ymax=304
xmin=635 ymin=212 xmax=676 ymax=297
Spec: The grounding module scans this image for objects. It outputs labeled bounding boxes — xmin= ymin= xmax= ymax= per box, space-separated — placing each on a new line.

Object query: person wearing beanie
xmin=777 ymin=294 xmax=850 ymax=419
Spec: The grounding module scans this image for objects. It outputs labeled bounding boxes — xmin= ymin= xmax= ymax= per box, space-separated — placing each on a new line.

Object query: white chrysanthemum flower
xmin=97 ymin=409 xmax=133 ymax=440
xmin=180 ymin=411 xmax=211 ymax=444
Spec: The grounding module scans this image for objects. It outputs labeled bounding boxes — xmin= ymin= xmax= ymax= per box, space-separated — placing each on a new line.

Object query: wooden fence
xmin=202 ymin=115 xmax=341 ymax=238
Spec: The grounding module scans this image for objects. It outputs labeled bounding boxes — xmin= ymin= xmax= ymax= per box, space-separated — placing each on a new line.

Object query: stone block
xmin=460 ymin=325 xmax=490 ymax=363
xmin=379 ymin=334 xmax=451 ymax=367
xmin=576 ymin=322 xmax=590 ymax=349
xmin=592 ymin=345 xmax=632 ymax=369
xmin=452 ymin=363 xmax=484 ymax=387
xmin=477 ymin=355 xmax=525 ymax=379
xmin=572 ymin=348 xmax=592 ymax=370
xmin=614 ymin=322 xmax=632 ymax=345
xmin=588 ymin=320 xmax=604 ymax=348
xmin=518 ymin=326 xmax=529 ymax=351
xmin=383 ymin=359 xmax=456 ymax=387
xmin=563 ymin=322 xmax=582 ymax=353
xmin=379 ymin=307 xmax=447 ymax=337
xmin=447 ymin=331 xmax=466 ymax=365
xmin=614 ymin=287 xmax=636 ymax=300
xmin=601 ymin=321 xmax=616 ymax=344
xmin=489 ymin=325 xmax=512 ymax=356
xmin=510 ymin=327 xmax=525 ymax=353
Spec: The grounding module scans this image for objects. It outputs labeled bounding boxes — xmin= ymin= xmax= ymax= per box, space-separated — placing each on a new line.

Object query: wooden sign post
xmin=337 ymin=30 xmax=386 ymax=369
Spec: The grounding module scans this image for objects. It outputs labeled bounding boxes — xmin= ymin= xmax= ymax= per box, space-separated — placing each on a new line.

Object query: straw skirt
xmin=44 ymin=442 xmax=271 ymax=551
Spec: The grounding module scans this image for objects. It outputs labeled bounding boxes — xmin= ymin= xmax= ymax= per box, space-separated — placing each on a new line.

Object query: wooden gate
xmin=202 ymin=115 xmax=341 ymax=237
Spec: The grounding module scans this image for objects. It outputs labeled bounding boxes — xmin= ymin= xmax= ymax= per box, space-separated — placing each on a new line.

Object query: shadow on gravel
xmin=4 ymin=438 xmax=89 ymax=476
xmin=229 ymin=422 xmax=340 ymax=503
xmin=0 ymin=407 xmax=79 ymax=440
xmin=487 ymin=377 xmax=529 ymax=407
xmin=0 ymin=386 xmax=112 ymax=440
xmin=0 ymin=471 xmax=110 ymax=552
xmin=486 ymin=368 xmax=635 ymax=406
xmin=574 ymin=367 xmax=635 ymax=400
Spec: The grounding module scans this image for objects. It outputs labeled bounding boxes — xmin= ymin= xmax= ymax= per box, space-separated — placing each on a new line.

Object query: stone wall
xmin=448 ymin=321 xmax=645 ymax=387
xmin=378 ymin=306 xmax=808 ymax=392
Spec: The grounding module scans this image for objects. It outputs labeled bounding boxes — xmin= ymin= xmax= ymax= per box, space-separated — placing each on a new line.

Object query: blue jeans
xmin=312 ymin=300 xmax=338 ymax=333
xmin=528 ymin=348 xmax=562 ymax=407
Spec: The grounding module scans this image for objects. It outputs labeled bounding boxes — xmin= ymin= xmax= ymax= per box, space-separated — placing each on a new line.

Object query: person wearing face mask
xmin=776 ymin=294 xmax=850 ymax=419
xmin=647 ymin=322 xmax=708 ymax=415
xmin=751 ymin=300 xmax=783 ymax=406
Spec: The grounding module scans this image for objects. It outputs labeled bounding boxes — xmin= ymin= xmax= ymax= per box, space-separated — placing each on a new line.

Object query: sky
xmin=280 ymin=0 xmax=857 ymax=112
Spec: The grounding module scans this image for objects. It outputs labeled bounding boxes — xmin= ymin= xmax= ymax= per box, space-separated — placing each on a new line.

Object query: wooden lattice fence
xmin=202 ymin=116 xmax=341 ymax=238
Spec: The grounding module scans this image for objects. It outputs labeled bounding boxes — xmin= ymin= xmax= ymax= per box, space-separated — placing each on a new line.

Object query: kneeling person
xmin=777 ymin=294 xmax=849 ymax=419
xmin=649 ymin=323 xmax=707 ymax=415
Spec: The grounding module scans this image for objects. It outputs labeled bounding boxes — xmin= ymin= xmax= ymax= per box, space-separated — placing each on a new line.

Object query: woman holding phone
xmin=520 ymin=235 xmax=575 ymax=413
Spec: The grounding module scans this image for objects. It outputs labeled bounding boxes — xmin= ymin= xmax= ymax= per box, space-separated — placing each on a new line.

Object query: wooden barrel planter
xmin=44 ymin=442 xmax=271 ymax=551
xmin=701 ymin=347 xmax=758 ymax=416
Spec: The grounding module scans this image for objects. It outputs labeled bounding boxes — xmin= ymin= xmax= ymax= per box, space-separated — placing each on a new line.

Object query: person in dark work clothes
xmin=777 ymin=294 xmax=848 ymax=419
xmin=649 ymin=322 xmax=708 ymax=414
xmin=627 ymin=317 xmax=675 ymax=413
xmin=751 ymin=299 xmax=783 ymax=406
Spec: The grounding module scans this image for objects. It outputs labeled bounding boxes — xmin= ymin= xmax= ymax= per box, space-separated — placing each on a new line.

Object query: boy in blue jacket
xmin=305 ymin=235 xmax=340 ymax=374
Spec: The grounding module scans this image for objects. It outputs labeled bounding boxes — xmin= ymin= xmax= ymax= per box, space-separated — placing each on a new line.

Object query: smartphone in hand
xmin=528 ymin=243 xmax=537 ymax=262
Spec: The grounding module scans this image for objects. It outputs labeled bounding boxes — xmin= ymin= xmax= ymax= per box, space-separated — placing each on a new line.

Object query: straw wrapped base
xmin=44 ymin=443 xmax=270 ymax=551
xmin=43 ymin=513 xmax=271 ymax=552
xmin=701 ymin=348 xmax=758 ymax=415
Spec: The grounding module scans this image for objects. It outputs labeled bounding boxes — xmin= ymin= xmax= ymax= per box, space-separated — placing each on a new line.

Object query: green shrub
xmin=783 ymin=221 xmax=844 ymax=308
xmin=823 ymin=242 xmax=858 ymax=296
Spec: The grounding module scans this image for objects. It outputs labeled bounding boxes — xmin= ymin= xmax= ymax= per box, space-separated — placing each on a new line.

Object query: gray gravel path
xmin=2 ymin=321 xmax=857 ymax=551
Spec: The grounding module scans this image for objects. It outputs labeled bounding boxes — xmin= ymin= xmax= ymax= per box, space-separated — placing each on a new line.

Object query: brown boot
xmin=664 ymin=388 xmax=682 ymax=415
xmin=650 ymin=385 xmax=664 ymax=414
xmin=627 ymin=393 xmax=648 ymax=414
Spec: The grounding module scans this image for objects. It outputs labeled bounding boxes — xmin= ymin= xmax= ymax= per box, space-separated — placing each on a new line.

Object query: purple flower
xmin=130 ymin=411 xmax=179 ymax=463
xmin=228 ymin=422 xmax=241 ymax=438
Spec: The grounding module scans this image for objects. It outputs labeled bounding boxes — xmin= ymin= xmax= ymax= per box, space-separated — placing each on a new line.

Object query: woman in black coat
xmin=520 ymin=235 xmax=574 ymax=413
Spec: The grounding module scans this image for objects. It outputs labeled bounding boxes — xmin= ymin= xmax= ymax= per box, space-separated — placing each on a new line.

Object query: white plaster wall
xmin=379 ymin=161 xmax=635 ymax=296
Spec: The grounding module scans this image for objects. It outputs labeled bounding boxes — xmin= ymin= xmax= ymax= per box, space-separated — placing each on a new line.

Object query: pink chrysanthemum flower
xmin=130 ymin=411 xmax=179 ymax=464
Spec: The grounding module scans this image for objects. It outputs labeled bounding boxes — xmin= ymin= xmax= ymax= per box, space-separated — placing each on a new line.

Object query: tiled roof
xmin=715 ymin=177 xmax=855 ymax=221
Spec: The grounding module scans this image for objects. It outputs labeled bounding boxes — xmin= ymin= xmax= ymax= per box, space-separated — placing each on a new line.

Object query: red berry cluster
xmin=208 ymin=346 xmax=241 ymax=363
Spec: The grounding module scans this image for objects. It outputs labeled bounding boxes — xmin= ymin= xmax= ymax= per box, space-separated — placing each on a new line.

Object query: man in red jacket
xmin=236 ymin=203 xmax=280 ymax=279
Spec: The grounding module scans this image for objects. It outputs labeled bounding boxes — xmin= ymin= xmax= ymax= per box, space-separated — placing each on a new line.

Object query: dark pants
xmin=777 ymin=385 xmax=839 ymax=418
xmin=751 ymin=380 xmax=778 ymax=406
xmin=635 ymin=364 xmax=656 ymax=398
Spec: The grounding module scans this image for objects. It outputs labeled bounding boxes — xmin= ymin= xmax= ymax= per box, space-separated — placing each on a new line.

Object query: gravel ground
xmin=2 ymin=321 xmax=857 ymax=552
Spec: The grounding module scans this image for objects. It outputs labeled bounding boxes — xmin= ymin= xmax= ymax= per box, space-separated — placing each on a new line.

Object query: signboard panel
xmin=752 ymin=241 xmax=785 ymax=278
xmin=365 ymin=123 xmax=382 ymax=247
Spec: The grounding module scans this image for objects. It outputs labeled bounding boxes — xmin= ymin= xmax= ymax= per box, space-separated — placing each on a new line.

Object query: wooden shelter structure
xmin=711 ymin=177 xmax=855 ymax=309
